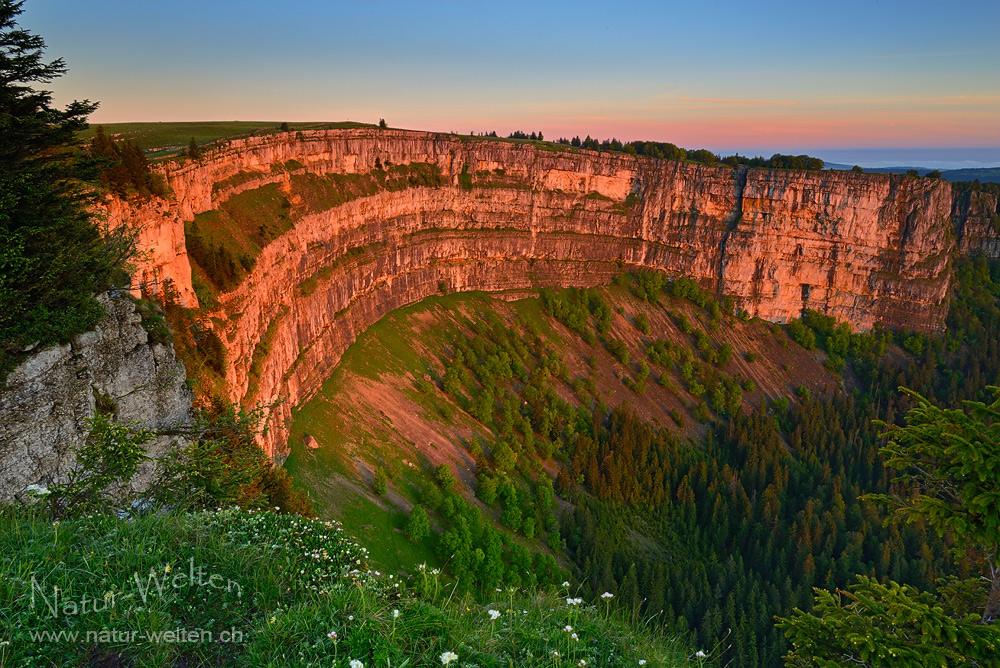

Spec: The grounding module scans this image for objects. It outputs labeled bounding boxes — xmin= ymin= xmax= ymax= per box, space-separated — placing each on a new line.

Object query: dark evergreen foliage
xmin=424 ymin=261 xmax=1000 ymax=666
xmin=0 ymin=0 xmax=135 ymax=378
xmin=89 ymin=125 xmax=169 ymax=198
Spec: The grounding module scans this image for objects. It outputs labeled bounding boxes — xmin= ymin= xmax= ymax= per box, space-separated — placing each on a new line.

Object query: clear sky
xmin=20 ymin=0 xmax=1000 ymax=161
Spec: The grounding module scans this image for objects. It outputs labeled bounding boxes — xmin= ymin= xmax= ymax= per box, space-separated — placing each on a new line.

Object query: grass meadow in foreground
xmin=0 ymin=506 xmax=697 ymax=668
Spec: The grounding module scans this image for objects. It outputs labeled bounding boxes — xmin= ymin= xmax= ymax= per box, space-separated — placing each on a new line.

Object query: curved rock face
xmin=114 ymin=129 xmax=956 ymax=458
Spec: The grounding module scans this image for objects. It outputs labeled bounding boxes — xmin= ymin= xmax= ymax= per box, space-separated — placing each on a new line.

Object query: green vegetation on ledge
xmin=186 ymin=161 xmax=445 ymax=296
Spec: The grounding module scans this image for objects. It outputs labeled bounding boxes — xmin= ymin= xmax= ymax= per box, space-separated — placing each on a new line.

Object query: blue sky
xmin=21 ymin=0 xmax=1000 ymax=161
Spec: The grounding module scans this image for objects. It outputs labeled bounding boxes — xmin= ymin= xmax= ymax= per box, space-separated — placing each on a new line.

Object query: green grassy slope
xmin=284 ymin=279 xmax=834 ymax=579
xmin=282 ymin=268 xmax=993 ymax=668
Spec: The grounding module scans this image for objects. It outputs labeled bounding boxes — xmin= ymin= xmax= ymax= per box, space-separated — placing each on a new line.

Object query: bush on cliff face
xmin=36 ymin=400 xmax=312 ymax=519
xmin=0 ymin=1 xmax=136 ymax=380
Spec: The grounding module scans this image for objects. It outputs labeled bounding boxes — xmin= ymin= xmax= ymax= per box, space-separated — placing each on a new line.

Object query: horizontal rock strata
xmin=110 ymin=129 xmax=959 ymax=458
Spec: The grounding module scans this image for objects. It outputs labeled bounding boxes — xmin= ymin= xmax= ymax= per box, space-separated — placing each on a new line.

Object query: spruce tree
xmin=0 ymin=0 xmax=134 ymax=378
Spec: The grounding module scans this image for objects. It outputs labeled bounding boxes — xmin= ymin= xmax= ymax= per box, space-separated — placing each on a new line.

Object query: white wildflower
xmin=578 ymin=661 xmax=587 ymax=667
xmin=564 ymin=625 xmax=573 ymax=632
xmin=327 ymin=631 xmax=337 ymax=640
xmin=696 ymin=650 xmax=706 ymax=658
xmin=350 ymin=661 xmax=364 ymax=668
xmin=488 ymin=609 xmax=501 ymax=620
xmin=393 ymin=609 xmax=400 ymax=619
xmin=26 ymin=484 xmax=50 ymax=496
xmin=639 ymin=661 xmax=647 ymax=666
xmin=440 ymin=651 xmax=458 ymax=666
xmin=571 ymin=632 xmax=579 ymax=641
xmin=562 ymin=580 xmax=570 ymax=587
xmin=601 ymin=591 xmax=614 ymax=599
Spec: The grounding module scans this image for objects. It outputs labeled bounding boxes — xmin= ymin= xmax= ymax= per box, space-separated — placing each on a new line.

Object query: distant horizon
xmin=86 ymin=118 xmax=1000 ymax=171
xmin=24 ymin=0 xmax=1000 ymax=154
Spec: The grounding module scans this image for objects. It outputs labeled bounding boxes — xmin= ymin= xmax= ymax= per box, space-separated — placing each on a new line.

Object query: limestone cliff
xmin=112 ymin=129 xmax=957 ymax=459
xmin=953 ymin=189 xmax=1000 ymax=258
xmin=0 ymin=294 xmax=192 ymax=500
xmin=99 ymin=196 xmax=200 ymax=307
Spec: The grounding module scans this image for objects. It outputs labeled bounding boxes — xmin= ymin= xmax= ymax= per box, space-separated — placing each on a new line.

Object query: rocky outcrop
xmin=99 ymin=196 xmax=200 ymax=308
xmin=0 ymin=294 xmax=192 ymax=500
xmin=953 ymin=189 xmax=1000 ymax=258
xmin=111 ymin=129 xmax=957 ymax=459
xmin=726 ymin=169 xmax=955 ymax=331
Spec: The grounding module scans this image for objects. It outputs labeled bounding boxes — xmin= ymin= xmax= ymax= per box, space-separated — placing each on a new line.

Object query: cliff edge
xmin=107 ymin=129 xmax=959 ymax=458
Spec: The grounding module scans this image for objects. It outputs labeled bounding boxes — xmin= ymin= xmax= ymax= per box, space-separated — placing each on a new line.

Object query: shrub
xmin=373 ymin=466 xmax=388 ymax=495
xmin=435 ymin=464 xmax=456 ymax=491
xmin=476 ymin=474 xmax=499 ymax=505
xmin=606 ymin=338 xmax=630 ymax=365
xmin=45 ymin=414 xmax=153 ymax=517
xmin=151 ymin=403 xmax=313 ymax=515
xmin=133 ymin=298 xmax=172 ymax=345
xmin=786 ymin=318 xmax=816 ymax=349
xmin=405 ymin=505 xmax=430 ymax=542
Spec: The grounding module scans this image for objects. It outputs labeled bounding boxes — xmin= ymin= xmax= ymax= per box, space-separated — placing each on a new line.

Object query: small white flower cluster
xmin=198 ymin=507 xmax=394 ymax=598
xmin=26 ymin=483 xmax=50 ymax=496
xmin=440 ymin=651 xmax=458 ymax=666
xmin=349 ymin=660 xmax=364 ymax=668
xmin=566 ymin=597 xmax=584 ymax=606
xmin=487 ymin=609 xmax=501 ymax=621
xmin=696 ymin=650 xmax=707 ymax=657
xmin=601 ymin=591 xmax=614 ymax=599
